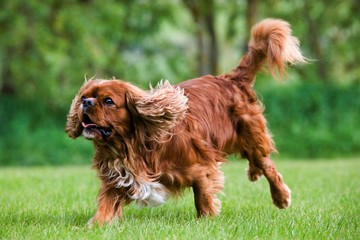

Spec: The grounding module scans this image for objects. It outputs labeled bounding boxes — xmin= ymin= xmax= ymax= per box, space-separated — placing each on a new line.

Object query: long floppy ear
xmin=65 ymin=79 xmax=96 ymax=139
xmin=65 ymin=93 xmax=83 ymax=139
xmin=126 ymin=80 xmax=188 ymax=141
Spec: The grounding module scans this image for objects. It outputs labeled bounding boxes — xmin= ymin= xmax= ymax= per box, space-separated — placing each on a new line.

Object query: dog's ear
xmin=126 ymin=80 xmax=188 ymax=142
xmin=65 ymin=92 xmax=83 ymax=139
xmin=65 ymin=80 xmax=95 ymax=139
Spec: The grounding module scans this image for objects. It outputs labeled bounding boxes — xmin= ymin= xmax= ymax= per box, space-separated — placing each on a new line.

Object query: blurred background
xmin=0 ymin=0 xmax=359 ymax=165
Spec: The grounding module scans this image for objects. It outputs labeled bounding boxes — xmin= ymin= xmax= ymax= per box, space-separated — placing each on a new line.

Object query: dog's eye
xmin=104 ymin=97 xmax=114 ymax=105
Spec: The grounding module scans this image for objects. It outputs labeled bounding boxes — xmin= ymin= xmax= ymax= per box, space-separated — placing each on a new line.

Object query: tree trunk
xmin=205 ymin=1 xmax=217 ymax=75
xmin=304 ymin=1 xmax=328 ymax=82
xmin=183 ymin=0 xmax=218 ymax=76
xmin=0 ymin=48 xmax=15 ymax=95
xmin=243 ymin=0 xmax=258 ymax=53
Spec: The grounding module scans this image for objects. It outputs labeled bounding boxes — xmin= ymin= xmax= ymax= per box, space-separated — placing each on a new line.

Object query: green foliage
xmin=259 ymin=83 xmax=360 ymax=158
xmin=0 ymin=0 xmax=359 ymax=165
xmin=0 ymin=0 xmax=192 ymax=109
xmin=1 ymin=0 xmax=359 ymax=106
xmin=0 ymin=95 xmax=92 ymax=165
xmin=0 ymin=160 xmax=359 ymax=239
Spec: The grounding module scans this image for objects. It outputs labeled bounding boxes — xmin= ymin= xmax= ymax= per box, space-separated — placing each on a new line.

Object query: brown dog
xmin=66 ymin=19 xmax=306 ymax=224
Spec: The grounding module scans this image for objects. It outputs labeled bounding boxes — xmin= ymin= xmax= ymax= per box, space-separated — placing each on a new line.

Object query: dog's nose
xmin=82 ymin=98 xmax=95 ymax=111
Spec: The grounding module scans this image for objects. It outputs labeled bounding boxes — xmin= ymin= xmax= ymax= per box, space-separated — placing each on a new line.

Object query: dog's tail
xmin=230 ymin=19 xmax=307 ymax=83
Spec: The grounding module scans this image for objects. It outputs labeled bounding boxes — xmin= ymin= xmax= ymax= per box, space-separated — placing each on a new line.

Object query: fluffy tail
xmin=231 ymin=19 xmax=307 ymax=82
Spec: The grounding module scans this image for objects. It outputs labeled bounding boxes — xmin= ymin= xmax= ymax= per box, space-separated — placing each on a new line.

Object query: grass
xmin=0 ymin=159 xmax=359 ymax=239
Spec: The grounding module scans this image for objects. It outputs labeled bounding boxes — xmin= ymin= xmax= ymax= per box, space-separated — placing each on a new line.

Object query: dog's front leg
xmin=192 ymin=170 xmax=223 ymax=218
xmin=88 ymin=184 xmax=125 ymax=225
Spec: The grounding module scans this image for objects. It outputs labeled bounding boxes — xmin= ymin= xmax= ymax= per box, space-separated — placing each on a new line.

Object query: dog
xmin=65 ymin=19 xmax=306 ymax=224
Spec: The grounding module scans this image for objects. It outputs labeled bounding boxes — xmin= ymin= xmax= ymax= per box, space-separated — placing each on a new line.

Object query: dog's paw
xmin=247 ymin=167 xmax=263 ymax=182
xmin=272 ymin=184 xmax=291 ymax=209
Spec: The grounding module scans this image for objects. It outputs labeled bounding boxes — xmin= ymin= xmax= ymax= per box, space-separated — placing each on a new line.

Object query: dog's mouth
xmin=81 ymin=114 xmax=112 ymax=140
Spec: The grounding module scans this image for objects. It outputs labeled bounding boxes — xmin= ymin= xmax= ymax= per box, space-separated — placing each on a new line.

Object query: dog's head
xmin=65 ymin=79 xmax=188 ymax=143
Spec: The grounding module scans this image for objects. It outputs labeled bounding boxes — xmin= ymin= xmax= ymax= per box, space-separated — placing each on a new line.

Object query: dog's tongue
xmin=82 ymin=122 xmax=98 ymax=128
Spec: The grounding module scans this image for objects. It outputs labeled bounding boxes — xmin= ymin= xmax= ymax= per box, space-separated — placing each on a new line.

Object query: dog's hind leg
xmin=252 ymin=155 xmax=291 ymax=209
xmin=239 ymin=114 xmax=291 ymax=209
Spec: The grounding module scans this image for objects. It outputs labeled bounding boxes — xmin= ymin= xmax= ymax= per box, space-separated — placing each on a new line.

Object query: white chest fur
xmin=103 ymin=164 xmax=168 ymax=207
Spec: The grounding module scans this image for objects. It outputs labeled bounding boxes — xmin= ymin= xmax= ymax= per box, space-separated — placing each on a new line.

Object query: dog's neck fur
xmin=93 ymin=143 xmax=168 ymax=207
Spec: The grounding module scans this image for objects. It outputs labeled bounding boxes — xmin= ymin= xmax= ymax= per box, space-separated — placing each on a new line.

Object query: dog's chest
xmin=103 ymin=164 xmax=168 ymax=207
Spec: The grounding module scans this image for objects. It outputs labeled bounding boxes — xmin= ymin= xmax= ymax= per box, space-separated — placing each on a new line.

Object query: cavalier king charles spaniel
xmin=66 ymin=19 xmax=306 ymax=224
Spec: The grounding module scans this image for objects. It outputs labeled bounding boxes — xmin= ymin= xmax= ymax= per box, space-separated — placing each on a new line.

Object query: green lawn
xmin=0 ymin=159 xmax=359 ymax=239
